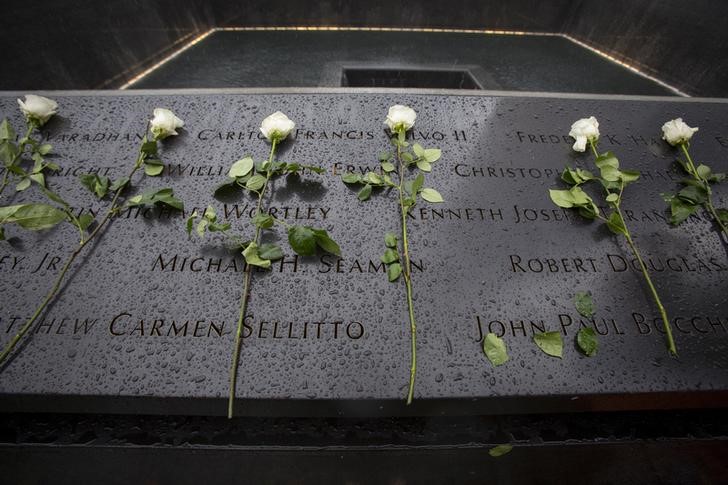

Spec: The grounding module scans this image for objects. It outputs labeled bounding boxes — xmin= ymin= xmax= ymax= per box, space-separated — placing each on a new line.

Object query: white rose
xmin=260 ymin=111 xmax=295 ymax=142
xmin=661 ymin=118 xmax=698 ymax=146
xmin=384 ymin=105 xmax=417 ymax=132
xmin=150 ymin=108 xmax=184 ymax=140
xmin=568 ymin=116 xmax=600 ymax=152
xmin=17 ymin=94 xmax=58 ymax=126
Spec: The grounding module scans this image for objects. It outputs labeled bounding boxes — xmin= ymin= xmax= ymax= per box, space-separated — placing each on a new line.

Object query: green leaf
xmin=40 ymin=187 xmax=68 ymax=208
xmin=208 ymin=221 xmax=230 ymax=232
xmin=0 ymin=119 xmax=15 ymax=141
xmin=549 ymin=189 xmax=575 ymax=208
xmin=606 ymin=212 xmax=627 ymax=235
xmin=258 ymin=243 xmax=284 ymax=260
xmin=154 ymin=189 xmax=184 ymax=211
xmin=577 ymin=327 xmax=598 ymax=357
xmin=488 ymin=444 xmax=513 ymax=457
xmin=387 ymin=263 xmax=402 ymax=282
xmin=420 ymin=188 xmax=444 ymax=203
xmin=15 ymin=178 xmax=31 ymax=192
xmin=571 ymin=186 xmax=591 ymax=206
xmin=381 ymin=161 xmax=396 ymax=172
xmin=402 ymin=196 xmax=416 ymax=212
xmin=574 ymin=292 xmax=594 ymax=318
xmin=483 ymin=333 xmax=508 ymax=366
xmin=202 ymin=205 xmax=217 ymax=221
xmin=423 ymin=148 xmax=441 ymax=163
xmin=599 ymin=178 xmax=621 ymax=192
xmin=313 ymin=228 xmax=341 ymax=256
xmin=38 ymin=144 xmax=53 ymax=156
xmin=288 ymin=225 xmax=317 ymax=256
xmin=110 ymin=177 xmax=130 ymax=193
xmin=79 ymin=173 xmax=97 ymax=195
xmin=95 ymin=176 xmax=110 ymax=198
xmin=199 ymin=207 xmax=230 ymax=233
xmin=416 ymin=160 xmax=432 ymax=172
xmin=29 ymin=173 xmax=45 ymax=187
xmin=599 ymin=165 xmax=622 ymax=182
xmin=605 ymin=193 xmax=618 ymax=203
xmin=144 ymin=159 xmax=164 ymax=177
xmin=32 ymin=155 xmax=44 ymax=174
xmin=195 ymin=217 xmax=209 ymax=237
xmin=357 ymin=184 xmax=372 ymax=201
xmin=378 ymin=151 xmax=392 ymax=161
xmin=186 ymin=210 xmax=198 ymax=236
xmin=384 ymin=233 xmax=398 ymax=248
xmin=365 ymin=172 xmax=383 ymax=185
xmin=242 ymin=242 xmax=271 ymax=269
xmin=677 ymin=184 xmax=708 ymax=205
xmin=2 ymin=204 xmax=68 ymax=230
xmin=0 ymin=205 xmax=22 ymax=223
xmin=403 ymin=180 xmax=414 ymax=195
xmin=716 ymin=208 xmax=728 ymax=224
xmin=381 ymin=248 xmax=399 ymax=264
xmin=412 ymin=173 xmax=425 ymax=194
xmin=141 ymin=139 xmax=158 ymax=156
xmin=127 ymin=188 xmax=184 ymax=211
xmin=229 ymin=157 xmax=255 ymax=178
xmin=561 ymin=167 xmax=593 ymax=185
xmin=271 ymin=161 xmax=287 ymax=173
xmin=696 ymin=164 xmax=712 ymax=180
xmin=252 ymin=212 xmax=274 ymax=229
xmin=401 ymin=152 xmax=414 ymax=163
xmin=0 ymin=142 xmax=17 ymax=165
xmin=595 ymin=152 xmax=619 ymax=169
xmin=670 ymin=198 xmax=698 ymax=225
xmin=342 ymin=173 xmax=362 ymax=184
xmin=412 ymin=143 xmax=424 ymax=157
xmin=561 ymin=167 xmax=580 ymax=185
xmin=578 ymin=202 xmax=599 ymax=220
xmin=246 ymin=174 xmax=266 ymax=192
xmin=533 ymin=331 xmax=563 ymax=358
xmin=78 ymin=213 xmax=94 ymax=231
xmin=620 ymin=169 xmax=640 ymax=183
xmin=79 ymin=173 xmax=110 ymax=199
xmin=301 ymin=164 xmax=326 ymax=175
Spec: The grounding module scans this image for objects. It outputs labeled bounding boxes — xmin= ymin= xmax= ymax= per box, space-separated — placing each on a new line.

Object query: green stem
xmin=0 ymin=154 xmax=143 ymax=366
xmin=621 ymin=219 xmax=676 ymax=355
xmin=396 ymin=136 xmax=417 ymax=405
xmin=0 ymin=170 xmax=9 ymax=199
xmin=589 ymin=140 xmax=599 ymax=159
xmin=588 ymin=139 xmax=676 ymax=355
xmin=0 ymin=122 xmax=36 ymax=198
xmin=228 ymin=138 xmax=277 ymax=419
xmin=680 ymin=143 xmax=728 ymax=239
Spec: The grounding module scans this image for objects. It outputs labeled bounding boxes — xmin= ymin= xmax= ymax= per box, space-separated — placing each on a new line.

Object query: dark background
xmin=1 ymin=0 xmax=727 ymax=96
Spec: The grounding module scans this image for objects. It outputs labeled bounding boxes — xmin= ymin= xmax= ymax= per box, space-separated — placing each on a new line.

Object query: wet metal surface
xmin=0 ymin=90 xmax=726 ymax=416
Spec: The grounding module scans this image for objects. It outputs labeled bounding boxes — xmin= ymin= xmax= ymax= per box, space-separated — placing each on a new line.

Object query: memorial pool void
xmin=124 ymin=29 xmax=679 ymax=96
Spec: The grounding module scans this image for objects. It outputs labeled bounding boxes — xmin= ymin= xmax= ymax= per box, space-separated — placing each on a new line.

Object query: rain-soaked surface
xmin=0 ymin=90 xmax=726 ymax=416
